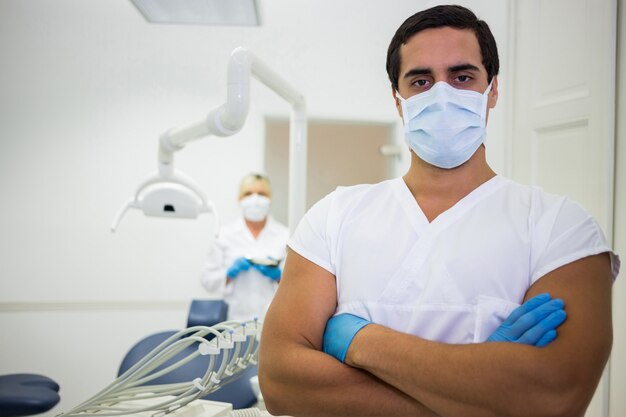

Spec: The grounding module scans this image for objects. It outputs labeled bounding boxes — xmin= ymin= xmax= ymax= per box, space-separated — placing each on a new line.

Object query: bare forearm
xmin=348 ymin=325 xmax=592 ymax=417
xmin=258 ymin=250 xmax=437 ymax=416
xmin=347 ymin=256 xmax=614 ymax=417
xmin=259 ymin=342 xmax=439 ymax=417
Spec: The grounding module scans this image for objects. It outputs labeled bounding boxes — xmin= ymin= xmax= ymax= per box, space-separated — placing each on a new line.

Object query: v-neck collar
xmin=392 ymin=175 xmax=506 ymax=235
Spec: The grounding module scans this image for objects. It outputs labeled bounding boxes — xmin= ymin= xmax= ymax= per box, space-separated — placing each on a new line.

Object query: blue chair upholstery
xmin=187 ymin=300 xmax=229 ymax=328
xmin=117 ymin=299 xmax=258 ymax=410
xmin=0 ymin=374 xmax=60 ymax=417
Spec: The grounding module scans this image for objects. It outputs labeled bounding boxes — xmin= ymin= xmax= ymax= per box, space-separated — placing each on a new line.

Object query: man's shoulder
xmin=496 ymin=176 xmax=564 ymax=207
xmin=498 ymin=177 xmax=593 ymax=227
xmin=328 ymin=178 xmax=399 ymax=206
xmin=308 ymin=178 xmax=396 ymax=221
xmin=301 ymin=178 xmax=399 ymax=228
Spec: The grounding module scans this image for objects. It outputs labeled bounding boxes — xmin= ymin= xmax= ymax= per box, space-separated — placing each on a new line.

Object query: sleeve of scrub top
xmin=200 ymin=239 xmax=228 ymax=292
xmin=530 ymin=196 xmax=620 ymax=284
xmin=288 ymin=192 xmax=335 ymax=275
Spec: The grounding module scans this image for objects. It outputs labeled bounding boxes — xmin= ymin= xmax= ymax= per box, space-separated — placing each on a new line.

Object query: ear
xmin=488 ymin=76 xmax=499 ymax=109
xmin=393 ymin=87 xmax=404 ymax=118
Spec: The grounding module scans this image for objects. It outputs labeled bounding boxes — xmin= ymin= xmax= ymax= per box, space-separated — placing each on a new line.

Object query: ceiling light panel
xmin=130 ymin=0 xmax=260 ymax=26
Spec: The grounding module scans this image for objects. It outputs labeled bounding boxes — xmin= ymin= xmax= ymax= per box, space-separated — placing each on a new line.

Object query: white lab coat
xmin=202 ymin=216 xmax=289 ymax=321
xmin=289 ymin=176 xmax=620 ymax=344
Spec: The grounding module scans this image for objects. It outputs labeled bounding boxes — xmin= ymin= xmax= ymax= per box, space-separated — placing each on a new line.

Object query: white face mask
xmin=240 ymin=193 xmax=271 ymax=222
xmin=396 ymin=81 xmax=492 ymax=169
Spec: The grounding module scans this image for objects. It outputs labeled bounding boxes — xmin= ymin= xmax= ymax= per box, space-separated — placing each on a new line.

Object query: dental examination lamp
xmin=111 ymin=47 xmax=307 ymax=233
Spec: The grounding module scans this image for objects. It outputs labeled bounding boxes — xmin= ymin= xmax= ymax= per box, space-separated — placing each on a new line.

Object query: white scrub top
xmin=202 ymin=216 xmax=289 ymax=322
xmin=288 ymin=176 xmax=620 ymax=344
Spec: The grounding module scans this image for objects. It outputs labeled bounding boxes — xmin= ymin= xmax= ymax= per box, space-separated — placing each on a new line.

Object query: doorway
xmin=264 ymin=118 xmax=395 ymax=225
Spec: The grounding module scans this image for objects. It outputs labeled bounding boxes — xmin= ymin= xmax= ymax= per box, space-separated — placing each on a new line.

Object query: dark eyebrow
xmin=403 ymin=64 xmax=480 ymax=80
xmin=403 ymin=67 xmax=432 ymax=80
xmin=448 ymin=64 xmax=480 ymax=73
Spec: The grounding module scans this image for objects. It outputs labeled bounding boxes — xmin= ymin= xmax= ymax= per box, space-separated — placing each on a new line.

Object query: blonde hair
xmin=238 ymin=173 xmax=272 ymax=199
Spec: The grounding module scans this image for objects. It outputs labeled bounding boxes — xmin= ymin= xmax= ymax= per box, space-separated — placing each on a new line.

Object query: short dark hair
xmin=386 ymin=5 xmax=499 ymax=91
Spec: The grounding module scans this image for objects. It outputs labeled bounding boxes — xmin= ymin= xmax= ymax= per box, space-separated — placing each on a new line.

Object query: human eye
xmin=452 ymin=74 xmax=474 ymax=88
xmin=411 ymin=78 xmax=432 ymax=91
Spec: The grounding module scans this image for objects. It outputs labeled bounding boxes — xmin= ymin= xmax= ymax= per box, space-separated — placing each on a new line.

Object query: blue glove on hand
xmin=226 ymin=257 xmax=251 ymax=279
xmin=487 ymin=293 xmax=567 ymax=347
xmin=252 ymin=263 xmax=281 ymax=281
xmin=323 ymin=313 xmax=371 ymax=363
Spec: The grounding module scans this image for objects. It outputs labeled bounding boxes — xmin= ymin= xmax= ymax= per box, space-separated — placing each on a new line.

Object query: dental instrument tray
xmin=246 ymin=257 xmax=280 ymax=267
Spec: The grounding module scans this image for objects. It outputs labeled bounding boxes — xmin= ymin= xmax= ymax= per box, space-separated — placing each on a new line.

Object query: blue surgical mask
xmin=396 ymin=81 xmax=492 ymax=169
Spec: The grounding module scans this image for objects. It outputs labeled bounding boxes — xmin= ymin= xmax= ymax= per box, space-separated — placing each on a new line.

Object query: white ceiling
xmin=0 ymin=0 xmax=509 ymax=123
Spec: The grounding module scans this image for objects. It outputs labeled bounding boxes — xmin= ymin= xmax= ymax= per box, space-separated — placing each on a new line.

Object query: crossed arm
xmin=259 ymin=249 xmax=613 ymax=417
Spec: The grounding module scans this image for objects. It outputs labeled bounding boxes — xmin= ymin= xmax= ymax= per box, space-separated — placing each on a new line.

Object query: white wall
xmin=0 ymin=0 xmax=510 ymax=414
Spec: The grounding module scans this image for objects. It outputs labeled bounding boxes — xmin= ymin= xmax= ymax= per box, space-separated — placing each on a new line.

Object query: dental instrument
xmin=58 ymin=320 xmax=261 ymax=417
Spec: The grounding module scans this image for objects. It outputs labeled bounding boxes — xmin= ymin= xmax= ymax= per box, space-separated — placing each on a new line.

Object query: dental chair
xmin=117 ymin=299 xmax=258 ymax=410
xmin=0 ymin=373 xmax=60 ymax=417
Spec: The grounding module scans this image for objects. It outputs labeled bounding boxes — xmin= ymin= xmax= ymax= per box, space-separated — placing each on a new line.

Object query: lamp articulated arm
xmin=112 ymin=47 xmax=307 ymax=233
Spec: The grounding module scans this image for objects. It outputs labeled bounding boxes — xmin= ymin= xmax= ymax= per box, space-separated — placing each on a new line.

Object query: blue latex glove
xmin=251 ymin=263 xmax=281 ymax=281
xmin=487 ymin=293 xmax=567 ymax=347
xmin=226 ymin=257 xmax=251 ymax=279
xmin=323 ymin=313 xmax=371 ymax=363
